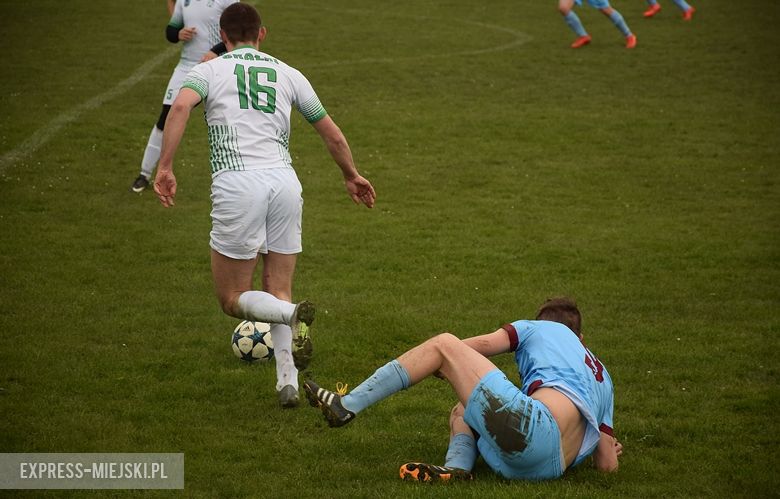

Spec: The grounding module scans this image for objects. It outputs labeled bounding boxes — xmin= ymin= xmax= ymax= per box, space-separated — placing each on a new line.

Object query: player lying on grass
xmin=305 ymin=297 xmax=622 ymax=481
xmin=154 ymin=3 xmax=375 ymax=408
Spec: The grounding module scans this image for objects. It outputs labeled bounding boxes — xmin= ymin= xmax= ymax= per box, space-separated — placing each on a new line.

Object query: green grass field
xmin=1 ymin=0 xmax=778 ymax=497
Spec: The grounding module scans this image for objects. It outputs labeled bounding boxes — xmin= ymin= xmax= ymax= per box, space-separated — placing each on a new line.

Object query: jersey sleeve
xmin=289 ymin=69 xmax=327 ymax=123
xmin=599 ymin=387 xmax=615 ymax=436
xmin=169 ymin=0 xmax=184 ymax=29
xmin=501 ymin=320 xmax=534 ymax=352
xmin=182 ymin=63 xmax=210 ymax=101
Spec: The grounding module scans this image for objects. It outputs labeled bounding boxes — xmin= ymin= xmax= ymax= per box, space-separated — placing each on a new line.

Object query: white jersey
xmin=169 ymin=0 xmax=238 ymax=66
xmin=182 ymin=46 xmax=328 ymax=176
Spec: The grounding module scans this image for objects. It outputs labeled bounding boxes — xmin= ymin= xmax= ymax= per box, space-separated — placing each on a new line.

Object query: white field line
xmin=0 ymin=46 xmax=178 ymax=174
xmin=285 ymin=6 xmax=533 ymax=68
xmin=0 ymin=13 xmax=529 ymax=173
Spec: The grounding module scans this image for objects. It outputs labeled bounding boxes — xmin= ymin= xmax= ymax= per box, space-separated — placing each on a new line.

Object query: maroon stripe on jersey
xmin=527 ymin=379 xmax=543 ymax=395
xmin=599 ymin=423 xmax=614 ymax=437
xmin=502 ymin=323 xmax=518 ymax=351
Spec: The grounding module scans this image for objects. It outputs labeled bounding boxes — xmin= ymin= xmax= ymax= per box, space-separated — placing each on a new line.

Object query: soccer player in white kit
xmin=153 ymin=3 xmax=376 ymax=408
xmin=131 ymin=0 xmax=238 ymax=193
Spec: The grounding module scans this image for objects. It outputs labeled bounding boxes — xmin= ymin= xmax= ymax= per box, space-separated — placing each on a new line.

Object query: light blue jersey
xmin=506 ymin=320 xmax=614 ymax=466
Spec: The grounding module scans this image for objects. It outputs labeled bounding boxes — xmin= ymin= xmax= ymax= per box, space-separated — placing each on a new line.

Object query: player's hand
xmin=345 ymin=175 xmax=376 ymax=208
xmin=154 ymin=169 xmax=177 ymax=208
xmin=200 ymin=50 xmax=218 ymax=62
xmin=179 ymin=27 xmax=196 ymax=41
xmin=614 ymin=439 xmax=623 ymax=457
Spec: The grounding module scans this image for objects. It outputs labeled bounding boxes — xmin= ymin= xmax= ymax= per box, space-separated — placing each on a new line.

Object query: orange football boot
xmin=644 ymin=3 xmax=662 ymax=17
xmin=571 ymin=35 xmax=592 ymax=48
xmin=625 ymin=34 xmax=637 ymax=49
xmin=683 ymin=6 xmax=695 ymax=20
xmin=399 ymin=463 xmax=472 ymax=483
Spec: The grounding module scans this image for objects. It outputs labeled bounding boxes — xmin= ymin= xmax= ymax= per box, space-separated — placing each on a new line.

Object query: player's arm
xmin=154 ymin=88 xmax=202 ymax=207
xmin=201 ymin=42 xmax=226 ymax=62
xmin=167 ymin=25 xmax=196 ymax=43
xmin=462 ymin=327 xmax=513 ymax=357
xmin=311 ymin=115 xmax=376 ymax=208
xmin=166 ymin=0 xmax=175 ymax=16
xmin=165 ymin=0 xmax=195 ymax=43
xmin=592 ymin=431 xmax=622 ymax=472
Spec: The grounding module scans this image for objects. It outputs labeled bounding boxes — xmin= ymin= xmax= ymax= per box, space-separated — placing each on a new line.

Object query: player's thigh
xmin=437 ymin=334 xmax=502 ymax=404
xmin=162 ymin=63 xmax=193 ymax=105
xmin=265 ymin=168 xmax=303 ymax=255
xmin=260 ymin=251 xmax=297 ymax=300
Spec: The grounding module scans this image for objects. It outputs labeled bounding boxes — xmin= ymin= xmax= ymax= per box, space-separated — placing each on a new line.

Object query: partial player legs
xmin=599 ymin=7 xmax=636 ymax=48
xmin=644 ymin=0 xmax=662 ymax=17
xmin=559 ymin=0 xmax=592 ymax=48
xmin=133 ymin=104 xmax=171 ymax=192
xmin=644 ymin=0 xmax=695 ymax=19
xmin=396 ymin=333 xmax=500 ymax=404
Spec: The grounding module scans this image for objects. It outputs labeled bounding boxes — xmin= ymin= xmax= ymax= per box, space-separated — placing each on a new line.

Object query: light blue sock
xmin=609 ymin=10 xmax=632 ymax=37
xmin=341 ymin=359 xmax=411 ymax=414
xmin=671 ymin=0 xmax=692 ymax=11
xmin=564 ymin=11 xmax=588 ymax=37
xmin=444 ymin=433 xmax=477 ymax=471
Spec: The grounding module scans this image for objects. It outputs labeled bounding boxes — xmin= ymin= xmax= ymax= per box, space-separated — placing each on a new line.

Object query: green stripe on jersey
xmin=298 ymin=95 xmax=327 ymax=123
xmin=207 ymin=125 xmax=245 ymax=174
xmin=183 ymin=74 xmax=208 ymax=100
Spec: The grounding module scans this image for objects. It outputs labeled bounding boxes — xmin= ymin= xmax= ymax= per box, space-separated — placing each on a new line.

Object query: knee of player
xmin=216 ymin=294 xmax=239 ymax=317
xmin=432 ymin=332 xmax=459 ymax=346
xmin=558 ymin=0 xmax=573 ymax=15
xmin=430 ymin=332 xmax=465 ymax=357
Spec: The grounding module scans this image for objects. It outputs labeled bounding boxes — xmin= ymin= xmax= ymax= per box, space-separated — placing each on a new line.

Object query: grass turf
xmin=0 ymin=0 xmax=778 ymax=497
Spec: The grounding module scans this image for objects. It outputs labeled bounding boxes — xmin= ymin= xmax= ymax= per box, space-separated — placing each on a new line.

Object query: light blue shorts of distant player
xmin=464 ymin=369 xmax=564 ymax=481
xmin=575 ymin=0 xmax=611 ymax=9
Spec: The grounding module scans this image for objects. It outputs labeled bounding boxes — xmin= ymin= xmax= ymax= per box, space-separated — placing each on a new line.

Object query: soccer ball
xmin=231 ymin=321 xmax=274 ymax=362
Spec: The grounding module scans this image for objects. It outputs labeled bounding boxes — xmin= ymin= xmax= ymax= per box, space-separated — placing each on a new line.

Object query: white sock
xmin=270 ymin=324 xmax=298 ymax=391
xmin=140 ymin=126 xmax=163 ymax=179
xmin=236 ymin=291 xmax=296 ymax=325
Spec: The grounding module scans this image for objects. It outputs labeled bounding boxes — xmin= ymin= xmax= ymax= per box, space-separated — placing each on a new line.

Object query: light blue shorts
xmin=575 ymin=0 xmax=611 ymax=8
xmin=464 ymin=369 xmax=564 ymax=481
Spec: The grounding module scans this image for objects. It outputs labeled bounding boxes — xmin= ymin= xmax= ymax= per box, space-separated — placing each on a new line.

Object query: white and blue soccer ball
xmin=231 ymin=321 xmax=274 ymax=362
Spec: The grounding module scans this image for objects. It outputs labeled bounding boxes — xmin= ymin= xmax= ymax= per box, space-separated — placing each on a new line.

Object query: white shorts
xmin=209 ymin=168 xmax=303 ymax=260
xmin=162 ymin=62 xmax=195 ymax=106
